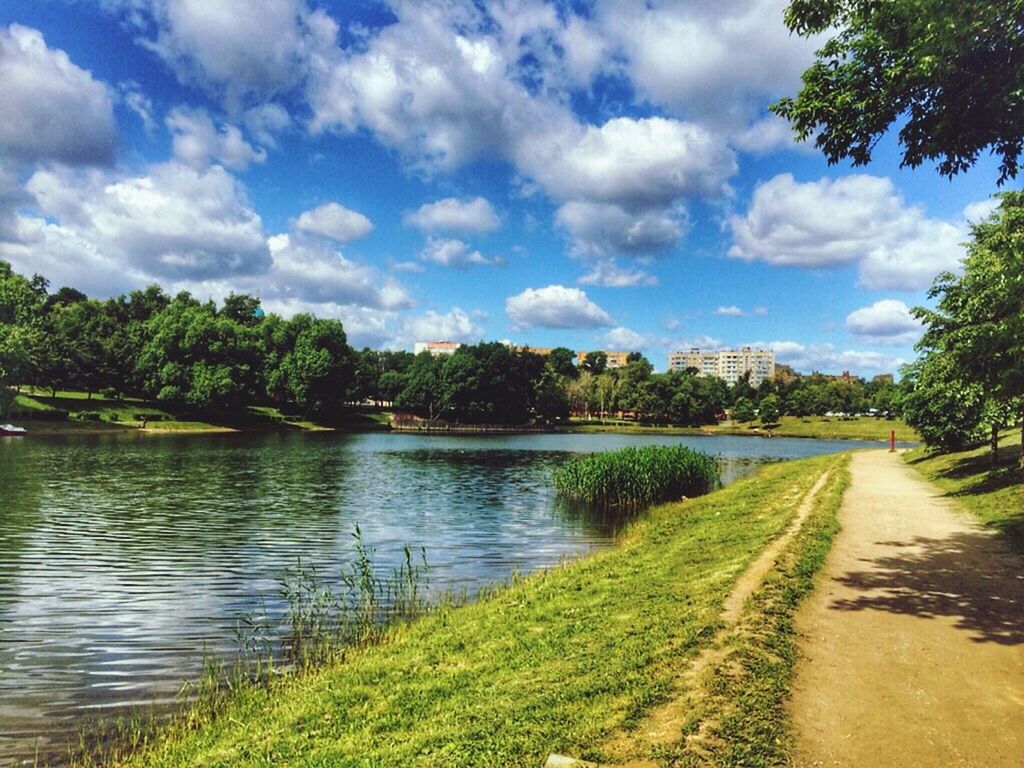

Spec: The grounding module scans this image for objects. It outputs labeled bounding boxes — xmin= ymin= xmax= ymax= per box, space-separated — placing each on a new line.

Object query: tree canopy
xmin=775 ymin=0 xmax=1024 ymax=182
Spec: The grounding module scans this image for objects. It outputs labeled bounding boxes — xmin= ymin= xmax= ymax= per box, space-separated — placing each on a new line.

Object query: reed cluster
xmin=553 ymin=444 xmax=720 ymax=506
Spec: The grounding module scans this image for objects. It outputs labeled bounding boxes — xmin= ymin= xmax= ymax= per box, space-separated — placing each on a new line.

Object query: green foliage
xmin=533 ymin=364 xmax=570 ymax=421
xmin=900 ymin=354 xmax=985 ymax=451
xmin=758 ymin=393 xmax=781 ymax=424
xmin=547 ymin=346 xmax=578 ymax=378
xmin=910 ymin=193 xmax=1024 ymax=460
xmin=553 ymin=444 xmax=720 ymax=506
xmin=580 ymin=349 xmax=607 ymax=375
xmin=733 ymin=397 xmax=756 ymax=423
xmin=775 ymin=0 xmax=1024 ymax=182
xmin=279 ymin=315 xmax=354 ymax=415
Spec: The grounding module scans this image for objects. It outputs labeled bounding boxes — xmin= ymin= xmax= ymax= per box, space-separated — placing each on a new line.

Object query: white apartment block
xmin=668 ymin=347 xmax=775 ymax=387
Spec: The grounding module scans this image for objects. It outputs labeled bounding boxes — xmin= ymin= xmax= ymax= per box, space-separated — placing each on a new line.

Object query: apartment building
xmin=413 ymin=341 xmax=462 ymax=356
xmin=577 ymin=350 xmax=630 ymax=369
xmin=668 ymin=346 xmax=775 ymax=387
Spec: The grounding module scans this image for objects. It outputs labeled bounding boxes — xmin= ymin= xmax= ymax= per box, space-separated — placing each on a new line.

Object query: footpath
xmin=789 ymin=450 xmax=1024 ymax=767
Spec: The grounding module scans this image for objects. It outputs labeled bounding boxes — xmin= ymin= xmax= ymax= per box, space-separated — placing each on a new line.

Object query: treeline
xmin=0 ymin=263 xmax=359 ymax=416
xmin=0 ymin=258 xmax=900 ymax=427
xmin=900 ymin=192 xmax=1024 ymax=467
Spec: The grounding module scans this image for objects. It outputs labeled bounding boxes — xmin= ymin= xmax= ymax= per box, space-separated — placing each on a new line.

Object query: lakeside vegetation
xmin=566 ymin=415 xmax=918 ymax=442
xmin=906 ymin=430 xmax=1024 ymax=554
xmin=553 ymin=445 xmax=720 ymax=507
xmin=98 ymin=453 xmax=846 ymax=768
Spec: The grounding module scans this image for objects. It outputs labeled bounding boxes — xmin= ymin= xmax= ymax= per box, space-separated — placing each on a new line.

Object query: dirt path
xmin=790 ymin=450 xmax=1024 ymax=767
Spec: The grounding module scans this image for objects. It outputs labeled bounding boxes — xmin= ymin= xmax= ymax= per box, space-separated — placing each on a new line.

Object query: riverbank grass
xmin=10 ymin=388 xmax=389 ymax=434
xmin=565 ymin=415 xmax=917 ymax=442
xmin=116 ymin=452 xmax=848 ymax=768
xmin=905 ymin=431 xmax=1024 ymax=552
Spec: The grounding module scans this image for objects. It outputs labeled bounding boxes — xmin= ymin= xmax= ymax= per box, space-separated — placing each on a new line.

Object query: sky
xmin=0 ymin=0 xmax=1004 ymax=375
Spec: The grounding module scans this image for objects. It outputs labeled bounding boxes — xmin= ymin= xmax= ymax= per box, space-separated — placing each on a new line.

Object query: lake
xmin=0 ymin=431 xmax=885 ymax=765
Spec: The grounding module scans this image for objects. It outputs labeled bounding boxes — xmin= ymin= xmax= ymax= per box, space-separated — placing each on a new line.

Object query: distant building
xmin=577 ymin=350 xmax=630 ymax=370
xmin=514 ymin=346 xmax=554 ymax=356
xmin=668 ymin=346 xmax=775 ymax=387
xmin=414 ymin=341 xmax=462 ymax=357
xmin=872 ymin=373 xmax=895 ymax=385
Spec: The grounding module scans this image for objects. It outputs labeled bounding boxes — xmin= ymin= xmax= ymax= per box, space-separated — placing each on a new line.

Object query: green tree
xmin=547 ymin=347 xmax=578 ymax=379
xmin=280 ymin=315 xmax=355 ymax=415
xmin=533 ymin=365 xmax=570 ymax=422
xmin=732 ymin=397 xmax=756 ymax=423
xmin=775 ymin=0 xmax=1024 ymax=182
xmin=580 ymin=350 xmax=607 ymax=375
xmin=759 ymin=393 xmax=782 ymax=425
xmin=900 ymin=353 xmax=986 ymax=452
xmin=914 ymin=192 xmax=1024 ymax=465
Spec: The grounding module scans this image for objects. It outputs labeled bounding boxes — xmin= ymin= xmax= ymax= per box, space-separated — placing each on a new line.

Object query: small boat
xmin=0 ymin=423 xmax=27 ymax=436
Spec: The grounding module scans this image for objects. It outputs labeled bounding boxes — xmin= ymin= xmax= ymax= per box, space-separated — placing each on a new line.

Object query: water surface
xmin=0 ymin=430 xmax=884 ymax=765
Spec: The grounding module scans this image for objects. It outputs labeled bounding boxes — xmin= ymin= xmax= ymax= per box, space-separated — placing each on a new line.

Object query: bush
xmin=554 ymin=445 xmax=720 ymax=507
xmin=74 ymin=411 xmax=101 ymax=421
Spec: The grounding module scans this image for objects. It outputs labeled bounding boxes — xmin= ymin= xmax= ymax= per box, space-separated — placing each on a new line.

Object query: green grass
xmin=905 ymin=430 xmax=1024 ymax=553
xmin=113 ymin=453 xmax=848 ymax=768
xmin=659 ymin=457 xmax=851 ymax=767
xmin=565 ymin=415 xmax=918 ymax=443
xmin=554 ymin=445 xmax=720 ymax=506
xmin=9 ymin=388 xmax=390 ymax=434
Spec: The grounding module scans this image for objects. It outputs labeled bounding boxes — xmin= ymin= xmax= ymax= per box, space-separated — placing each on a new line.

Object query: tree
xmin=900 ymin=353 xmax=986 ymax=452
xmin=580 ymin=350 xmax=607 ymax=375
xmin=533 ymin=365 xmax=570 ymax=422
xmin=280 ymin=315 xmax=355 ymax=415
xmin=733 ymin=397 xmax=756 ymax=423
xmin=759 ymin=393 xmax=782 ymax=425
xmin=914 ymin=192 xmax=1024 ymax=466
xmin=548 ymin=347 xmax=578 ymax=379
xmin=775 ymin=1 xmax=1024 ymax=183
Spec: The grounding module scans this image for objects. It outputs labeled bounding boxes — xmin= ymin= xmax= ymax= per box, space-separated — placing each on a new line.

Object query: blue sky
xmin=0 ymin=0 xmax=1002 ymax=374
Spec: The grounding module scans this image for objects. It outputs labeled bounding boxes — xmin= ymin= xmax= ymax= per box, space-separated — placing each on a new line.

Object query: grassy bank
xmin=110 ymin=453 xmax=847 ymax=768
xmin=8 ymin=388 xmax=390 ymax=435
xmin=905 ymin=431 xmax=1024 ymax=553
xmin=563 ymin=415 xmax=917 ymax=443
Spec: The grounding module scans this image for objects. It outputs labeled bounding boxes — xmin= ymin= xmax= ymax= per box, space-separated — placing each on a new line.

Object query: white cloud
xmin=845 ymin=299 xmax=922 ymax=346
xmin=731 ymin=114 xmax=806 ymax=154
xmin=119 ymin=81 xmax=156 ymax=133
xmin=402 ymin=307 xmax=484 ymax=344
xmin=20 ymin=162 xmax=270 ymax=282
xmin=242 ymin=103 xmax=293 ymax=147
xmin=714 ymin=305 xmax=746 ymax=317
xmin=294 ymin=201 xmax=373 ymax=244
xmin=122 ymin=0 xmax=334 ymax=109
xmin=420 ymin=237 xmax=502 ymax=269
xmin=765 ymin=340 xmax=906 ymax=376
xmin=263 ymin=234 xmax=409 ymax=310
xmin=404 ymin=196 xmax=500 ymax=234
xmin=962 ymin=197 xmax=1000 ymax=223
xmin=506 ymin=284 xmax=613 ymax=330
xmin=587 ymin=0 xmax=819 ymax=134
xmin=0 ymin=24 xmax=117 ymax=166
xmin=728 ymin=173 xmax=966 ymax=290
xmin=391 ymin=260 xmax=425 ymax=273
xmin=166 ymin=106 xmax=266 ymax=170
xmin=556 ymin=200 xmax=686 ymax=257
xmin=601 ymin=326 xmax=648 ymax=349
xmin=578 ymin=260 xmax=657 ymax=287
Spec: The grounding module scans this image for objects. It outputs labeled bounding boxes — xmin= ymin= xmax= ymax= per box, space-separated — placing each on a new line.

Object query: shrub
xmin=74 ymin=411 xmax=101 ymax=421
xmin=554 ymin=444 xmax=720 ymax=507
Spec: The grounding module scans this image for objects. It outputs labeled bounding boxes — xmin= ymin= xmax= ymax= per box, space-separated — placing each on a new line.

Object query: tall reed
xmin=553 ymin=444 xmax=720 ymax=507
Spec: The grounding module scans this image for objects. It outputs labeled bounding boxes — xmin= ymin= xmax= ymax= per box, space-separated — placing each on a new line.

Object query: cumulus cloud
xmin=263 ymin=234 xmax=409 ymax=310
xmin=556 ymin=200 xmax=686 ymax=257
xmin=21 ymin=161 xmax=270 ymax=281
xmin=404 ymin=196 xmax=500 ymax=234
xmin=962 ymin=197 xmax=1000 ymax=223
xmin=765 ymin=340 xmax=906 ymax=376
xmin=166 ymin=106 xmax=266 ymax=170
xmin=845 ymin=299 xmax=922 ymax=346
xmin=294 ymin=201 xmax=373 ymax=244
xmin=601 ymin=326 xmax=648 ymax=350
xmin=714 ymin=305 xmax=746 ymax=317
xmin=401 ymin=307 xmax=484 ymax=344
xmin=578 ymin=260 xmax=657 ymax=287
xmin=506 ymin=284 xmax=613 ymax=330
xmin=420 ymin=237 xmax=502 ymax=269
xmin=728 ymin=174 xmax=966 ymax=291
xmin=0 ymin=24 xmax=117 ymax=166
xmin=120 ymin=0 xmax=333 ymax=109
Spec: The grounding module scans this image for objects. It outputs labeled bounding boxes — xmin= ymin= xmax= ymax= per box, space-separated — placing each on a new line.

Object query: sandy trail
xmin=789 ymin=450 xmax=1024 ymax=768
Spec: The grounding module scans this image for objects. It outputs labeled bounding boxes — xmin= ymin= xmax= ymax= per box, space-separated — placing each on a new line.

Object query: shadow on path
xmin=828 ymin=531 xmax=1024 ymax=646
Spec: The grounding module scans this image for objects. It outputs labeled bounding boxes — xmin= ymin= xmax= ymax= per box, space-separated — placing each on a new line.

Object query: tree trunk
xmin=991 ymin=423 xmax=1000 ymax=468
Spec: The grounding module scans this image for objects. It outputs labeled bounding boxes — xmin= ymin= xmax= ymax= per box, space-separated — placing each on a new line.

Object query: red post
xmin=889 ymin=430 xmax=896 ymax=452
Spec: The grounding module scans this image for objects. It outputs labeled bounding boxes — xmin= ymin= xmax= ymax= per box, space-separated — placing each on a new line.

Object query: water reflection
xmin=0 ymin=430 xmax=879 ymax=765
